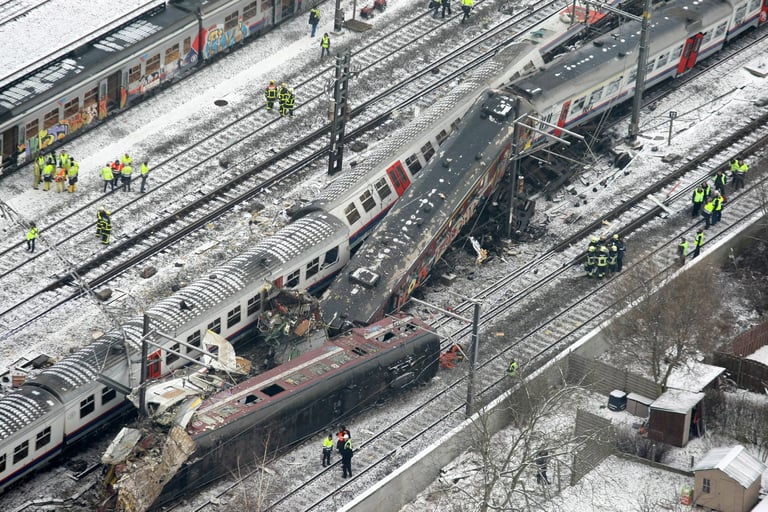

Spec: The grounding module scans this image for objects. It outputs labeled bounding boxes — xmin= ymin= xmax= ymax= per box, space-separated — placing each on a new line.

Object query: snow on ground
xmin=0 ymin=0 xmax=161 ymax=82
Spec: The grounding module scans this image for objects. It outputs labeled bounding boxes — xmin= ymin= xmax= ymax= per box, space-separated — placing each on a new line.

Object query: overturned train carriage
xmin=137 ymin=315 xmax=440 ymax=507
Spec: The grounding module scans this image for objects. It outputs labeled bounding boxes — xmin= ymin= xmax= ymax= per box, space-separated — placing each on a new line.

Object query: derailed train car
xmin=320 ymin=89 xmax=536 ymax=331
xmin=110 ymin=314 xmax=440 ymax=509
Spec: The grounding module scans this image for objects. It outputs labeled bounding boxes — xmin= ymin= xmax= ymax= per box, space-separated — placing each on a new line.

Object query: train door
xmin=0 ymin=125 xmax=18 ymax=171
xmin=676 ymin=34 xmax=703 ymax=74
xmin=762 ymin=0 xmax=768 ymax=24
xmin=147 ymin=350 xmax=162 ymax=379
xmin=105 ymin=71 xmax=122 ymax=112
xmin=280 ymin=0 xmax=295 ymax=20
xmin=386 ymin=161 xmax=410 ymax=196
xmin=554 ymin=100 xmax=571 ymax=137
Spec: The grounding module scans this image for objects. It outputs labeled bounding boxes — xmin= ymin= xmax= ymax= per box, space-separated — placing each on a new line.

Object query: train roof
xmin=320 ymin=91 xmax=522 ymax=327
xmin=509 ymin=0 xmax=733 ymax=107
xmin=0 ymin=385 xmax=60 ymax=442
xmin=31 ymin=320 xmax=144 ymax=400
xmin=0 ymin=2 xmax=191 ymax=122
xmin=147 ymin=212 xmax=348 ymax=332
xmin=300 ymin=44 xmax=537 ymax=214
xmin=187 ymin=315 xmax=432 ymax=438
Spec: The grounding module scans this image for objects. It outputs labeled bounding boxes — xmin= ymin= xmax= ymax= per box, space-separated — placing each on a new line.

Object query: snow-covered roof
xmin=650 ymin=389 xmax=704 ymax=413
xmin=666 ymin=361 xmax=725 ymax=393
xmin=693 ymin=445 xmax=767 ymax=489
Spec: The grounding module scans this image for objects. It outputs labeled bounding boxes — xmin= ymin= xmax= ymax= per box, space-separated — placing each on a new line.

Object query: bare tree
xmin=438 ymin=377 xmax=602 ymax=512
xmin=605 ymin=262 xmax=731 ymax=395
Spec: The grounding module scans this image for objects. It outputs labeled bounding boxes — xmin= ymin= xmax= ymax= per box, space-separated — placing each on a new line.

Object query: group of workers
xmin=33 ymin=151 xmax=80 ymax=193
xmin=321 ymin=426 xmax=354 ymax=477
xmin=691 ymin=158 xmax=748 ymax=229
xmin=265 ymin=80 xmax=296 ymax=117
xmin=429 ymin=0 xmax=474 ymax=21
xmin=584 ymin=234 xmax=626 ymax=279
xmin=100 ymin=154 xmax=150 ymax=194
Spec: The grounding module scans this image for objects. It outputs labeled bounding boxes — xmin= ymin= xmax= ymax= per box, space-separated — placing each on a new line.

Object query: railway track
xmin=0 ymin=0 xmax=567 ymax=344
xmin=0 ymin=0 xmax=53 ymax=27
xmin=173 ymin=55 xmax=768 ymax=512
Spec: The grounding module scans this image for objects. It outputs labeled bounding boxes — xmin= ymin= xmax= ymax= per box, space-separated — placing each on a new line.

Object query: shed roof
xmin=651 ymin=389 xmax=704 ymax=414
xmin=694 ymin=445 xmax=766 ymax=489
xmin=666 ymin=361 xmax=725 ymax=393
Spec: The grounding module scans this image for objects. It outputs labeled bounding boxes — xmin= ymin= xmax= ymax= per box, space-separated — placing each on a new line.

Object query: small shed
xmin=626 ymin=392 xmax=654 ymax=418
xmin=693 ymin=445 xmax=766 ymax=512
xmin=647 ymin=389 xmax=704 ymax=447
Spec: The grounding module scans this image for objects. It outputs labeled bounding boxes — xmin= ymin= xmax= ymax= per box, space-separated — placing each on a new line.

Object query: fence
xmin=567 ymin=354 xmax=660 ymax=400
xmin=570 ymin=409 xmax=615 ymax=485
xmin=714 ymin=319 xmax=768 ymax=393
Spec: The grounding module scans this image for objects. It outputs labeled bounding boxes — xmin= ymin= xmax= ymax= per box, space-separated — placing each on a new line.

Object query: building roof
xmin=694 ymin=445 xmax=767 ymax=489
xmin=651 ymin=389 xmax=704 ymax=414
xmin=666 ymin=361 xmax=725 ymax=393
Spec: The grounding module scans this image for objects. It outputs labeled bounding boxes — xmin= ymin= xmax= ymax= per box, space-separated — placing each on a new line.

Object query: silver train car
xmin=0 ymin=0 xmax=312 ymax=173
xmin=512 ymin=0 xmax=767 ymax=141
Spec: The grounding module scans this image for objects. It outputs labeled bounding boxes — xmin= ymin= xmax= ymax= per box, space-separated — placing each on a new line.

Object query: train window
xmin=247 ymin=296 xmax=261 ymax=316
xmin=260 ymin=0 xmax=270 ymax=12
xmin=657 ymin=53 xmax=669 ymax=68
xmin=571 ymin=96 xmax=586 ymax=113
xmin=450 ymin=119 xmax=461 ymax=131
xmin=436 ymin=129 xmax=449 ymax=146
xmin=13 ymin=441 xmax=28 ymax=464
xmin=286 ymin=269 xmax=300 ymax=288
xmin=146 ymin=54 xmax=161 ymax=75
xmin=35 ymin=427 xmax=51 ymax=450
xmin=227 ymin=305 xmax=242 ymax=327
xmin=715 ymin=22 xmax=727 ymax=38
xmin=225 ymin=11 xmax=239 ymax=31
xmin=165 ymin=43 xmax=180 ymax=65
xmin=735 ymin=5 xmax=747 ymax=23
xmin=183 ymin=37 xmax=191 ymax=57
xmin=749 ymin=0 xmax=760 ymax=9
xmin=306 ymin=257 xmax=320 ymax=278
xmin=405 ymin=154 xmax=422 ymax=175
xmin=701 ymin=32 xmax=712 ymax=45
xmin=80 ymin=395 xmax=95 ymax=418
xmin=646 ymin=60 xmax=655 ymax=75
xmin=360 ymin=190 xmax=376 ymax=212
xmin=324 ymin=246 xmax=339 ymax=266
xmin=84 ymin=87 xmax=98 ymax=108
xmin=43 ymin=108 xmax=59 ymax=129
xmin=671 ymin=44 xmax=683 ymax=59
xmin=421 ymin=141 xmax=435 ymax=162
xmin=344 ymin=203 xmax=361 ymax=225
xmin=208 ymin=318 xmax=221 ymax=334
xmin=63 ymin=97 xmax=79 ymax=118
xmin=102 ymin=386 xmax=117 ymax=405
xmin=0 ymin=454 xmax=5 ymax=473
xmin=261 ymin=383 xmax=285 ymax=397
xmin=627 ymin=67 xmax=637 ymax=83
xmin=25 ymin=119 xmax=39 ymax=141
xmin=187 ymin=330 xmax=201 ymax=350
xmin=375 ymin=177 xmax=392 ymax=201
xmin=129 ymin=64 xmax=141 ymax=83
xmin=166 ymin=343 xmax=180 ymax=365
xmin=605 ymin=79 xmax=621 ymax=97
xmin=588 ymin=87 xmax=603 ymax=106
xmin=244 ymin=1 xmax=258 ymax=19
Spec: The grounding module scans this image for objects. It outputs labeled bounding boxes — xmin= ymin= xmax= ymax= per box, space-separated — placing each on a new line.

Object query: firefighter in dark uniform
xmin=608 ymin=244 xmax=619 ymax=275
xmin=284 ymin=89 xmax=296 ymax=118
xmin=713 ymin=169 xmax=727 ymax=195
xmin=265 ymin=80 xmax=278 ymax=111
xmin=97 ymin=207 xmax=112 ymax=244
xmin=596 ymin=246 xmax=608 ymax=278
xmin=278 ymin=82 xmax=290 ymax=114
xmin=585 ymin=245 xmax=597 ymax=277
xmin=612 ymin=233 xmax=626 ymax=272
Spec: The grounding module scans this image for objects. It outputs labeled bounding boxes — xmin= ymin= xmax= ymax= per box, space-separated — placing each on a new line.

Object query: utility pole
xmin=584 ymin=0 xmax=653 ymax=145
xmin=140 ymin=313 xmax=150 ymax=418
xmin=507 ymin=114 xmax=584 ymax=238
xmin=628 ymin=0 xmax=653 ymax=145
xmin=409 ymin=297 xmax=481 ymax=417
xmin=328 ymin=51 xmax=351 ymax=175
xmin=333 ymin=0 xmax=345 ymax=33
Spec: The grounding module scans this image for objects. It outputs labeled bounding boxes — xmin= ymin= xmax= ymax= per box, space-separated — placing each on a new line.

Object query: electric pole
xmin=328 ymin=51 xmax=351 ymax=175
